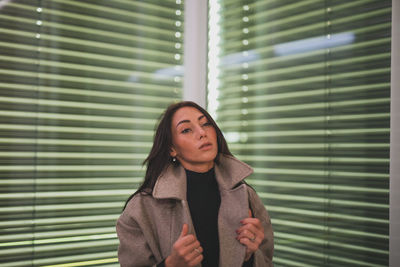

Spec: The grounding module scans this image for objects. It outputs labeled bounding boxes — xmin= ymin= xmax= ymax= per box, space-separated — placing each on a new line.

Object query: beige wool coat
xmin=116 ymin=155 xmax=274 ymax=267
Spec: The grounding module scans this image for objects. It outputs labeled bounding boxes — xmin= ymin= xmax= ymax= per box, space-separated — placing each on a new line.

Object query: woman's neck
xmin=181 ymin=161 xmax=214 ymax=173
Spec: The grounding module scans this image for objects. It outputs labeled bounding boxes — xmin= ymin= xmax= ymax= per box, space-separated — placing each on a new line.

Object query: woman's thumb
xmin=179 ymin=223 xmax=188 ymax=238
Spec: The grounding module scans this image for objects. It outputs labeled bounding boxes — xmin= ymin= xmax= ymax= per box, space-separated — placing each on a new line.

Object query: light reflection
xmin=274 ymin=32 xmax=355 ymax=56
xmin=207 ymin=0 xmax=222 ymax=119
xmin=220 ymin=50 xmax=259 ymax=67
xmin=153 ymin=65 xmax=183 ymax=80
xmin=0 ymin=0 xmax=12 ymax=9
xmin=224 ymin=131 xmax=248 ymax=143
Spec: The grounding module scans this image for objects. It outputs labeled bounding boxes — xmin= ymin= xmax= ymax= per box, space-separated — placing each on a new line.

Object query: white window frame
xmin=183 ymin=0 xmax=208 ymax=108
xmin=389 ymin=0 xmax=400 ymax=266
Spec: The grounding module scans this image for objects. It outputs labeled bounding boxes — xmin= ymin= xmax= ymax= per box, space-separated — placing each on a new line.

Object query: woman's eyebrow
xmin=176 ymin=115 xmax=206 ymax=128
xmin=176 ymin=119 xmax=190 ymax=128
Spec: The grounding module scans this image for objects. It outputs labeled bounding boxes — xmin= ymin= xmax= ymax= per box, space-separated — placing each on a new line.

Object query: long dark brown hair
xmin=123 ymin=101 xmax=232 ymax=209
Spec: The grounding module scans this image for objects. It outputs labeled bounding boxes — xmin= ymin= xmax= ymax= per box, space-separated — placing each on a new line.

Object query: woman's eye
xmin=202 ymin=122 xmax=212 ymax=127
xmin=181 ymin=128 xmax=191 ymax=134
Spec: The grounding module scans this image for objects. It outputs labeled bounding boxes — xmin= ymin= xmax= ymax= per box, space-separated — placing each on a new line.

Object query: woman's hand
xmin=165 ymin=224 xmax=203 ymax=267
xmin=236 ymin=210 xmax=265 ymax=261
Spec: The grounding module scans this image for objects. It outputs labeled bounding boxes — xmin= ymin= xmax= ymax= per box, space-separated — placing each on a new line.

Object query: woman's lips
xmin=199 ymin=142 xmax=212 ymax=150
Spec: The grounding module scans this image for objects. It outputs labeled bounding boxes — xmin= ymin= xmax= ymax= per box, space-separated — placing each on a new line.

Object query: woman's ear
xmin=170 ymin=147 xmax=177 ymax=158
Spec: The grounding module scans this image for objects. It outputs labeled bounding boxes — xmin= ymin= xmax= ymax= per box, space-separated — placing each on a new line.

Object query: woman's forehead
xmin=173 ymin=107 xmax=204 ymax=121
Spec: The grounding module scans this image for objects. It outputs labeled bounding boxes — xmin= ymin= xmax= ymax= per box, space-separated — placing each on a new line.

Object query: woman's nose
xmin=197 ymin=126 xmax=206 ymax=139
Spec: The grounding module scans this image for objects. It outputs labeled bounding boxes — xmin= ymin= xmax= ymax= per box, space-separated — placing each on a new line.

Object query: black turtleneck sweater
xmin=186 ymin=168 xmax=221 ymax=267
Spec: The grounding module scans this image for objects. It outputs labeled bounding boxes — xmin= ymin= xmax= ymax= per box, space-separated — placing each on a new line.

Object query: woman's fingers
xmin=189 ymin=253 xmax=203 ymax=266
xmin=166 ymin=224 xmax=203 ymax=267
xmin=241 ymin=217 xmax=263 ymax=230
xmin=180 ymin=238 xmax=202 ymax=257
xmin=239 ymin=218 xmax=264 ymax=233
xmin=175 ymin=224 xmax=200 ymax=249
xmin=237 ymin=220 xmax=264 ymax=241
xmin=188 ymin=245 xmax=204 ymax=262
xmin=236 ymin=216 xmax=265 ymax=261
xmin=236 ymin=228 xmax=257 ymax=242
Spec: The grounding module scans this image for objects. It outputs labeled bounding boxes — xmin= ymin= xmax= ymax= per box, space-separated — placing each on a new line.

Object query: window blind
xmin=208 ymin=0 xmax=391 ymax=266
xmin=0 ymin=0 xmax=183 ymax=266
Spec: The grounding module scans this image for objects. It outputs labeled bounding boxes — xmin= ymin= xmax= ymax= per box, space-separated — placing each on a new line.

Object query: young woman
xmin=116 ymin=101 xmax=273 ymax=267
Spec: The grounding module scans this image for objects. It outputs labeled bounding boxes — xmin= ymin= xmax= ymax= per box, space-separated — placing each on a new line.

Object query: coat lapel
xmin=152 ymin=164 xmax=199 ymax=265
xmin=153 ymin=164 xmax=187 ymax=201
xmin=217 ymin=183 xmax=249 ymax=266
xmin=215 ymin=155 xmax=253 ymax=267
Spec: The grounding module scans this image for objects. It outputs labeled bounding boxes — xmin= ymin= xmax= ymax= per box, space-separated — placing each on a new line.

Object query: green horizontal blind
xmin=208 ymin=0 xmax=391 ymax=266
xmin=0 ymin=0 xmax=183 ymax=266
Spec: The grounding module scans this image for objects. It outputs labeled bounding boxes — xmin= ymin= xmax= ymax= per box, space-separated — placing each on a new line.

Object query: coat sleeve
xmin=116 ymin=208 xmax=162 ymax=267
xmin=247 ymin=185 xmax=274 ymax=267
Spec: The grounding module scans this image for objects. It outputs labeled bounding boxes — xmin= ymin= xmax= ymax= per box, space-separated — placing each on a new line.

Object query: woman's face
xmin=170 ymin=106 xmax=218 ymax=172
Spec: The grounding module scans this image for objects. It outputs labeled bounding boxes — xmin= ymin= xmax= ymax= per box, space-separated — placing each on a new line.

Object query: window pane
xmin=0 ymin=0 xmax=183 ymax=266
xmin=208 ymin=0 xmax=391 ymax=266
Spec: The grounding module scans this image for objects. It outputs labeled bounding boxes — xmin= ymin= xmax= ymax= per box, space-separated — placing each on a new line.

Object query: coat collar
xmin=152 ymin=154 xmax=253 ymax=200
